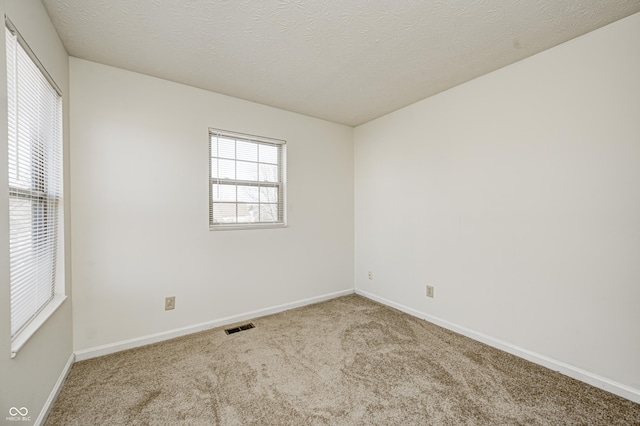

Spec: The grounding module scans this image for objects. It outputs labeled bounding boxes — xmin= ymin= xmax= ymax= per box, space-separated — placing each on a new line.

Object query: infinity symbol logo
xmin=9 ymin=407 xmax=28 ymax=416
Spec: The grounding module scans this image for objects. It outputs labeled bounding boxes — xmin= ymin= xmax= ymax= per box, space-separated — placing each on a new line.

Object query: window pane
xmin=259 ymin=144 xmax=278 ymax=164
xmin=237 ymin=140 xmax=257 ymax=162
xmin=260 ymin=204 xmax=278 ymax=222
xmin=209 ymin=129 xmax=285 ymax=229
xmin=260 ymin=187 xmax=278 ymax=203
xmin=237 ymin=203 xmax=259 ymax=223
xmin=217 ymin=159 xmax=235 ymax=179
xmin=7 ymin=25 xmax=62 ymax=339
xmin=237 ymin=161 xmax=258 ymax=181
xmin=212 ymin=203 xmax=237 ymax=223
xmin=8 ymin=132 xmax=33 ymax=190
xmin=217 ymin=137 xmax=235 ymax=159
xmin=259 ymin=163 xmax=278 ymax=182
xmin=210 ymin=139 xmax=218 ymax=157
xmin=212 ymin=184 xmax=236 ymax=202
xmin=237 ymin=185 xmax=259 ymax=202
xmin=210 ymin=160 xmax=218 ymax=178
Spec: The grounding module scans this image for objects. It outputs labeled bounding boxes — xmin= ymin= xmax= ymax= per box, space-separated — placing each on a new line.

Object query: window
xmin=6 ymin=21 xmax=64 ymax=353
xmin=209 ymin=129 xmax=286 ymax=230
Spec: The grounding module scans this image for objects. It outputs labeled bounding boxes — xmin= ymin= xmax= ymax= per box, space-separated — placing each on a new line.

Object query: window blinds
xmin=209 ymin=129 xmax=286 ymax=229
xmin=6 ymin=25 xmax=63 ymax=339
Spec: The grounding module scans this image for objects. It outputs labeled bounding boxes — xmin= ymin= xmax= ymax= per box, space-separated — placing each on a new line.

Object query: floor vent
xmin=225 ymin=323 xmax=255 ymax=335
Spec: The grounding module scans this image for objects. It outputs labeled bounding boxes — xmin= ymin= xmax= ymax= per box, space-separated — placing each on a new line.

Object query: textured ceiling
xmin=42 ymin=0 xmax=640 ymax=126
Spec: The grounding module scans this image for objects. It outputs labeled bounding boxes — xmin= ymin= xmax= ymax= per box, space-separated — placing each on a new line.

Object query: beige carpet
xmin=47 ymin=295 xmax=640 ymax=425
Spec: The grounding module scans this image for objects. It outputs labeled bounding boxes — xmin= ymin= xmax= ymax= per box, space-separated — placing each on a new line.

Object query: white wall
xmin=355 ymin=11 xmax=640 ymax=394
xmin=0 ymin=0 xmax=73 ymax=422
xmin=70 ymin=58 xmax=354 ymax=352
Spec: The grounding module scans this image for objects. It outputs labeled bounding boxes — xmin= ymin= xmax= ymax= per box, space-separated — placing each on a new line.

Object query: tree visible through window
xmin=209 ymin=129 xmax=286 ymax=229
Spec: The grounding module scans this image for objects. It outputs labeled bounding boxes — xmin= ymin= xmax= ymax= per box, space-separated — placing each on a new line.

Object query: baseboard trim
xmin=355 ymin=289 xmax=640 ymax=404
xmin=75 ymin=289 xmax=354 ymax=361
xmin=35 ymin=352 xmax=75 ymax=426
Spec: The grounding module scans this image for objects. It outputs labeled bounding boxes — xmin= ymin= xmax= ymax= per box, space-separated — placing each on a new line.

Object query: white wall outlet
xmin=426 ymin=286 xmax=434 ymax=298
xmin=165 ymin=296 xmax=175 ymax=310
xmin=368 ymin=271 xmax=373 ymax=280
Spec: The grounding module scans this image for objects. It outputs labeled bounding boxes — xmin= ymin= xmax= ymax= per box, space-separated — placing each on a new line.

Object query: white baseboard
xmin=36 ymin=352 xmax=75 ymax=426
xmin=356 ymin=289 xmax=640 ymax=404
xmin=75 ymin=289 xmax=354 ymax=362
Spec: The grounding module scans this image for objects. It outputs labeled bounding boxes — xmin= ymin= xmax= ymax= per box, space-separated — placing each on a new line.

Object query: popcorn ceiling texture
xmin=42 ymin=1 xmax=640 ymax=126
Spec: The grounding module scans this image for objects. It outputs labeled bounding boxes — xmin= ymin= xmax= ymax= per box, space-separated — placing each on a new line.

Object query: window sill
xmin=11 ymin=294 xmax=67 ymax=359
xmin=210 ymin=223 xmax=287 ymax=231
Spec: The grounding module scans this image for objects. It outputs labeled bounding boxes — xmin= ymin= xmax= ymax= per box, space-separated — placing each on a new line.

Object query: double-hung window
xmin=6 ymin=21 xmax=64 ymax=354
xmin=209 ymin=129 xmax=286 ymax=230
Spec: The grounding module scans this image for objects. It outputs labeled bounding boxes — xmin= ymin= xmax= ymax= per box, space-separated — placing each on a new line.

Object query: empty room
xmin=1 ymin=0 xmax=639 ymax=424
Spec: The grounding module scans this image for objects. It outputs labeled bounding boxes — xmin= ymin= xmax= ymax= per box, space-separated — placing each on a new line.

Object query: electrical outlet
xmin=165 ymin=296 xmax=175 ymax=310
xmin=368 ymin=271 xmax=373 ymax=280
xmin=426 ymin=286 xmax=434 ymax=298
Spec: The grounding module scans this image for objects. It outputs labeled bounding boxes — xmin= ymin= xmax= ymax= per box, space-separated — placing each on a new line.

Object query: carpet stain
xmin=128 ymin=389 xmax=162 ymax=413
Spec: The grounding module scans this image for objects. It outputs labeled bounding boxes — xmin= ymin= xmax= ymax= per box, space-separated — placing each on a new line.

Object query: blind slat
xmin=6 ymin=25 xmax=63 ymax=339
xmin=209 ymin=128 xmax=286 ymax=228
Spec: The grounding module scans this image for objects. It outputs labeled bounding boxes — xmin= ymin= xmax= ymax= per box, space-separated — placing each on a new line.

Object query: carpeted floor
xmin=46 ymin=295 xmax=640 ymax=425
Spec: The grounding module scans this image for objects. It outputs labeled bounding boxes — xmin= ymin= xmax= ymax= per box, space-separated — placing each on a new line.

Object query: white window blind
xmin=209 ymin=129 xmax=286 ymax=230
xmin=6 ymin=24 xmax=63 ymax=340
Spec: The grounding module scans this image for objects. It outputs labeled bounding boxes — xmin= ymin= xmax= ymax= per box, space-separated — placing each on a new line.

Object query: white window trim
xmin=6 ymin=17 xmax=66 ymax=358
xmin=210 ymin=221 xmax=288 ymax=232
xmin=209 ymin=128 xmax=287 ymax=231
xmin=11 ymin=295 xmax=67 ymax=358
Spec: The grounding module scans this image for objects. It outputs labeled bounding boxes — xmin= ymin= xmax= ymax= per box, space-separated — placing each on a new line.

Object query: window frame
xmin=6 ymin=19 xmax=66 ymax=358
xmin=209 ymin=128 xmax=287 ymax=231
